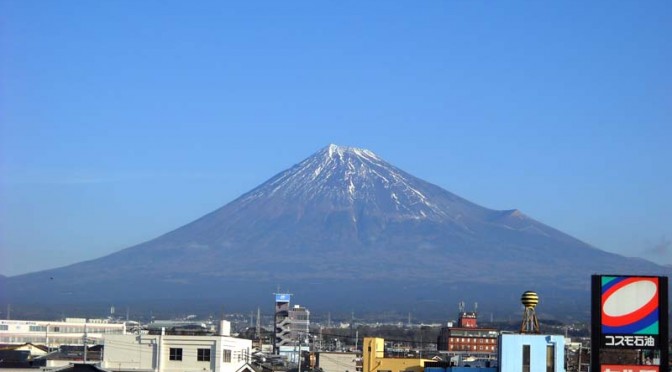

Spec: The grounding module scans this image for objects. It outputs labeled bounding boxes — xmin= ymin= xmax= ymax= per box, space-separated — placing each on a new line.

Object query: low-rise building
xmin=278 ymin=344 xmax=309 ymax=364
xmin=437 ymin=311 xmax=498 ymax=359
xmin=102 ymin=321 xmax=253 ymax=372
xmin=45 ymin=345 xmax=104 ymax=369
xmin=362 ymin=337 xmax=431 ymax=372
xmin=0 ymin=342 xmax=48 ymax=358
xmin=0 ymin=319 xmax=126 ymax=347
xmin=0 ymin=345 xmax=47 ymax=369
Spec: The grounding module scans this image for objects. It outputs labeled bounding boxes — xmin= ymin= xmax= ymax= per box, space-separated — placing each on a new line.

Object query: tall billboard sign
xmin=275 ymin=293 xmax=291 ymax=303
xmin=591 ymin=275 xmax=668 ymax=372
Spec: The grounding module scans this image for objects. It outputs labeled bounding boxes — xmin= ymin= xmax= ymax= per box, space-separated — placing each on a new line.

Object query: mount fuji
xmin=1 ymin=145 xmax=668 ymax=319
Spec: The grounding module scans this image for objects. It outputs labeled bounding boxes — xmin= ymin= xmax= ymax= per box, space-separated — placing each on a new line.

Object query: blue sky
xmin=1 ymin=1 xmax=670 ymax=276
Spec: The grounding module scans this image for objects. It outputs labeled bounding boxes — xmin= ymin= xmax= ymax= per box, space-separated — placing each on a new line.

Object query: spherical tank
xmin=521 ymin=291 xmax=539 ymax=308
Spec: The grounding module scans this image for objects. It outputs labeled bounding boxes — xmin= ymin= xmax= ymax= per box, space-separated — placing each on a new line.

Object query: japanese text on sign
xmin=604 ymin=335 xmax=656 ymax=348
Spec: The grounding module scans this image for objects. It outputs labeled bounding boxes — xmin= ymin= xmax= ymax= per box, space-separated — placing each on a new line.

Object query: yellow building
xmin=362 ymin=338 xmax=431 ymax=372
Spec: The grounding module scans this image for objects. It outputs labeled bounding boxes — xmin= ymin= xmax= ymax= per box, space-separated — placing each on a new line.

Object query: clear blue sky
xmin=1 ymin=1 xmax=670 ymax=276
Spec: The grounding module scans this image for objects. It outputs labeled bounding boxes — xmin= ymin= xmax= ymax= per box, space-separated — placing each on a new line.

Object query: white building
xmin=103 ymin=322 xmax=253 ymax=372
xmin=0 ymin=318 xmax=126 ymax=347
xmin=498 ymin=333 xmax=565 ymax=372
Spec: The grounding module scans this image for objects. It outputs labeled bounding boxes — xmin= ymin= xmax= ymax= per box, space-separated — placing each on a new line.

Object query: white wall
xmin=104 ymin=334 xmax=157 ymax=371
xmin=318 ymin=352 xmax=358 ymax=372
xmin=498 ymin=334 xmax=565 ymax=372
xmin=103 ymin=333 xmax=252 ymax=372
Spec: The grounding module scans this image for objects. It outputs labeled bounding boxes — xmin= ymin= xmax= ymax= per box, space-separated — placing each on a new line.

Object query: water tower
xmin=520 ymin=290 xmax=540 ymax=333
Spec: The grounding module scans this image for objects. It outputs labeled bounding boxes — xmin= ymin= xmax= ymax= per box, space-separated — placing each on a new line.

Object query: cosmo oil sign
xmin=601 ymin=276 xmax=660 ymax=348
xmin=591 ymin=275 xmax=668 ymax=371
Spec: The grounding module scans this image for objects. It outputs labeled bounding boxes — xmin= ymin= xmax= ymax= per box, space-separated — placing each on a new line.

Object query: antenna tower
xmin=256 ymin=307 xmax=261 ymax=339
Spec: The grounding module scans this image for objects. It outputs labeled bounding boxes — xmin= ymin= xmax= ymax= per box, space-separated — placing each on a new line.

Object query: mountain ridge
xmin=1 ymin=144 xmax=668 ymax=319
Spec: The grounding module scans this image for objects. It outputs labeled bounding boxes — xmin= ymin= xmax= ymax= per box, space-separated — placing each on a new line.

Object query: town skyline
xmin=1 ymin=1 xmax=671 ymax=276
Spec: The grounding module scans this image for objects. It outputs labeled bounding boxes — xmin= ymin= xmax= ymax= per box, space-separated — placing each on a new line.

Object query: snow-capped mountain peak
xmin=240 ymin=144 xmax=449 ymax=221
xmin=325 ymin=144 xmax=380 ymax=162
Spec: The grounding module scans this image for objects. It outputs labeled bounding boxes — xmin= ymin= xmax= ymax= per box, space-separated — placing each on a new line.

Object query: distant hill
xmin=1 ymin=145 xmax=668 ymax=320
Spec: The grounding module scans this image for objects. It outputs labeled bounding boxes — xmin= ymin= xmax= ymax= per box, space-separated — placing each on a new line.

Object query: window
xmin=522 ymin=345 xmax=530 ymax=372
xmin=169 ymin=348 xmax=183 ymax=361
xmin=197 ymin=348 xmax=211 ymax=362
xmin=223 ymin=349 xmax=231 ymax=363
xmin=546 ymin=345 xmax=555 ymax=372
xmin=0 ymin=325 xmax=8 ymax=331
xmin=29 ymin=326 xmax=46 ymax=332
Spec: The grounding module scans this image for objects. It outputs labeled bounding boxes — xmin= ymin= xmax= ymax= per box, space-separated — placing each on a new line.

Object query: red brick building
xmin=436 ymin=311 xmax=499 ymax=357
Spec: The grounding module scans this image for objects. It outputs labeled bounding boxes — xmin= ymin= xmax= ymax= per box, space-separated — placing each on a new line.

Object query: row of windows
xmin=449 ymin=330 xmax=497 ymax=337
xmin=449 ymin=345 xmax=496 ymax=351
xmin=0 ymin=336 xmax=103 ymax=344
xmin=13 ymin=325 xmax=122 ymax=334
xmin=169 ymin=348 xmax=233 ymax=363
xmin=450 ymin=337 xmax=496 ymax=343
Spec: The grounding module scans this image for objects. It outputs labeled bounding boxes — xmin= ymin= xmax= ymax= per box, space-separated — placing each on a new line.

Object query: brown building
xmin=436 ymin=311 xmax=499 ymax=357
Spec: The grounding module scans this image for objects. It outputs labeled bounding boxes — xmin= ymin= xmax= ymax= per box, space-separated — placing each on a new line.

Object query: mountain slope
xmin=1 ymin=145 xmax=668 ymax=318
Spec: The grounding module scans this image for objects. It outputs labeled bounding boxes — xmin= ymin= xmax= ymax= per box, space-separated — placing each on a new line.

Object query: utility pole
xmin=83 ymin=322 xmax=88 ymax=363
xmin=45 ymin=324 xmax=50 ymax=353
xmin=419 ymin=332 xmax=423 ymax=359
xmin=577 ymin=344 xmax=582 ymax=372
xmin=298 ymin=338 xmax=302 ymax=372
